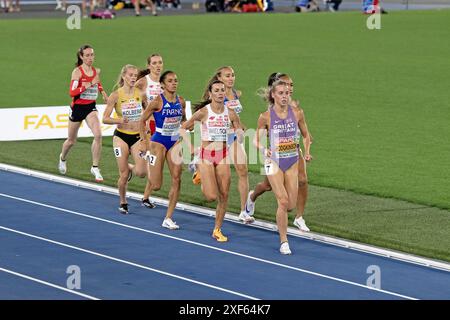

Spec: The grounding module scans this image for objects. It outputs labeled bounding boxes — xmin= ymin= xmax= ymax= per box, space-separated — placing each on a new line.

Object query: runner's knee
xmin=298 ymin=175 xmax=308 ymax=187
xmin=278 ymin=196 xmax=289 ymax=211
xmin=204 ymin=192 xmax=217 ymax=202
xmin=134 ymin=167 xmax=147 ymax=178
xmin=66 ymin=138 xmax=76 ymax=147
xmin=151 ymin=181 xmax=162 ymax=191
xmin=171 ymin=174 xmax=181 ymax=187
xmin=93 ymin=133 xmax=102 ymax=142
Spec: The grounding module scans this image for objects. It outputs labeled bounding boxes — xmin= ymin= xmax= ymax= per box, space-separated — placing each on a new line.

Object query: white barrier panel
xmin=0 ymin=105 xmax=114 ymax=141
xmin=0 ymin=101 xmax=193 ymax=141
xmin=185 ymin=100 xmax=192 ymax=120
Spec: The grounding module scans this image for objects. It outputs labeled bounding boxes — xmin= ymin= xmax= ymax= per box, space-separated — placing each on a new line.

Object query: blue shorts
xmin=151 ymin=132 xmax=179 ymax=151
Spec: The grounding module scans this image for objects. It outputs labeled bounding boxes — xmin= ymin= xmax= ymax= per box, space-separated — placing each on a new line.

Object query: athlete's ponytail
xmin=75 ymin=45 xmax=93 ymax=67
xmin=259 ymin=79 xmax=289 ymax=105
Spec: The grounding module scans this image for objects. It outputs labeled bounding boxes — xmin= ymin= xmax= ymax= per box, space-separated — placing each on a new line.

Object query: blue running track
xmin=0 ymin=169 xmax=449 ymax=300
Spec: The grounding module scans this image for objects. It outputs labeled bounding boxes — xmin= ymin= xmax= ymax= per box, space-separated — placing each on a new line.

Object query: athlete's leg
xmin=130 ymin=141 xmax=149 ymax=178
xmin=85 ymin=111 xmax=102 ymax=167
xmin=61 ymin=120 xmax=82 ymax=161
xmin=267 ymin=162 xmax=290 ymax=244
xmin=250 ymin=177 xmax=272 ymax=202
xmin=296 ymin=154 xmax=308 ymax=219
xmin=230 ymin=140 xmax=249 ymax=212
xmin=198 ymin=159 xmax=219 ymax=202
xmin=284 ymin=162 xmax=299 ymax=212
xmin=82 ymin=0 xmax=87 ymax=16
xmin=133 ymin=0 xmax=140 ymax=15
xmin=144 ymin=142 xmax=167 ymax=194
xmin=164 ymin=142 xmax=183 ymax=220
xmin=113 ymin=136 xmax=131 ymax=205
xmin=214 ymin=162 xmax=231 ymax=230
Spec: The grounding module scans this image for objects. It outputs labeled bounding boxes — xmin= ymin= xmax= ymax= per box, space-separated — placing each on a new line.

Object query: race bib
xmin=148 ymin=154 xmax=157 ymax=166
xmin=113 ymin=147 xmax=122 ymax=158
xmin=276 ymin=141 xmax=298 ymax=159
xmin=80 ymin=84 xmax=98 ymax=100
xmin=264 ymin=160 xmax=274 ymax=176
xmin=226 ymin=99 xmax=243 ymax=115
xmin=121 ymin=100 xmax=143 ymax=122
xmin=160 ymin=116 xmax=182 ymax=136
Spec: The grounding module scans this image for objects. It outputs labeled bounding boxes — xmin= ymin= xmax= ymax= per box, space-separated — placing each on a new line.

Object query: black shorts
xmin=69 ymin=102 xmax=97 ymax=122
xmin=114 ymin=129 xmax=141 ymax=149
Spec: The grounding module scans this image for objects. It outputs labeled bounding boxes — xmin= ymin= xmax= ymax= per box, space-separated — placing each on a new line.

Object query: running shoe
xmin=58 ymin=154 xmax=67 ymax=175
xmin=293 ymin=216 xmax=310 ymax=232
xmin=244 ymin=190 xmax=255 ymax=216
xmin=142 ymin=198 xmax=156 ymax=209
xmin=279 ymin=242 xmax=292 ymax=255
xmin=238 ymin=211 xmax=255 ymax=224
xmin=90 ymin=167 xmax=103 ymax=182
xmin=118 ymin=203 xmax=129 ymax=215
xmin=212 ymin=228 xmax=228 ymax=242
xmin=162 ymin=218 xmax=180 ymax=230
xmin=192 ymin=171 xmax=201 ymax=185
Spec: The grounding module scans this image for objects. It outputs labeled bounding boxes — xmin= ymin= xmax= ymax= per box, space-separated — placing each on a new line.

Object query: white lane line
xmin=0 ymin=267 xmax=99 ymax=300
xmin=0 ymin=225 xmax=259 ymax=300
xmin=0 ymin=192 xmax=418 ymax=300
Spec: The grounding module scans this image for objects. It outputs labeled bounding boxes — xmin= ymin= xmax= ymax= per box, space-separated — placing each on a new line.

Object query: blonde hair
xmin=258 ymin=79 xmax=289 ymax=105
xmin=114 ymin=64 xmax=138 ymax=90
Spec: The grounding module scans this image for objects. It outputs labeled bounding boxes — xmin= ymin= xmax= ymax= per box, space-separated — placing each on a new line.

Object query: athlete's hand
xmin=304 ymin=154 xmax=313 ymax=162
xmin=236 ymin=128 xmax=244 ymax=144
xmin=262 ymin=148 xmax=271 ymax=158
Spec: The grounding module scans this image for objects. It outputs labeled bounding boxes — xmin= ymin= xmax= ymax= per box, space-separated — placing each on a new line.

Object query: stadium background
xmin=0 ymin=2 xmax=449 ymax=262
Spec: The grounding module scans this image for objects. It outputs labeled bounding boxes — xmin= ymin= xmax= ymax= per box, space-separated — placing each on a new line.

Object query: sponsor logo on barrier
xmin=24 ymin=114 xmax=69 ymax=130
xmin=0 ymin=105 xmax=114 ymax=141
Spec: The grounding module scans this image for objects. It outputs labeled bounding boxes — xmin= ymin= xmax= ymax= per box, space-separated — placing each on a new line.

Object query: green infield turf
xmin=1 ymin=10 xmax=449 ymax=261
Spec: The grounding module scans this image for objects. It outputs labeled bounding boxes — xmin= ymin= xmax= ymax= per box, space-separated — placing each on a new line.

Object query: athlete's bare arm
xmin=102 ymin=91 xmax=123 ymax=125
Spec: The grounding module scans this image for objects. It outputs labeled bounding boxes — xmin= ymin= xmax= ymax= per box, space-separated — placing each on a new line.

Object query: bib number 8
xmin=114 ymin=147 xmax=122 ymax=158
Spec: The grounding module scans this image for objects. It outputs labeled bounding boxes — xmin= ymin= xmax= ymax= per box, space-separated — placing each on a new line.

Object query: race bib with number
xmin=160 ymin=116 xmax=182 ymax=136
xmin=264 ymin=160 xmax=274 ymax=176
xmin=121 ymin=100 xmax=143 ymax=123
xmin=80 ymin=84 xmax=99 ymax=100
xmin=113 ymin=147 xmax=122 ymax=158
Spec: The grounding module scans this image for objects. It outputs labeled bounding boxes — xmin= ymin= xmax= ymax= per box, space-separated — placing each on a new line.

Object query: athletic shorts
xmin=69 ymin=102 xmax=97 ymax=122
xmin=114 ymin=129 xmax=141 ymax=149
xmin=151 ymin=132 xmax=179 ymax=151
xmin=200 ymin=147 xmax=228 ymax=166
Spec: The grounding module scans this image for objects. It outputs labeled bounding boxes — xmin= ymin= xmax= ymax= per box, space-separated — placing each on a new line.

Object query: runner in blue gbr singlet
xmin=151 ymin=93 xmax=183 ymax=151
